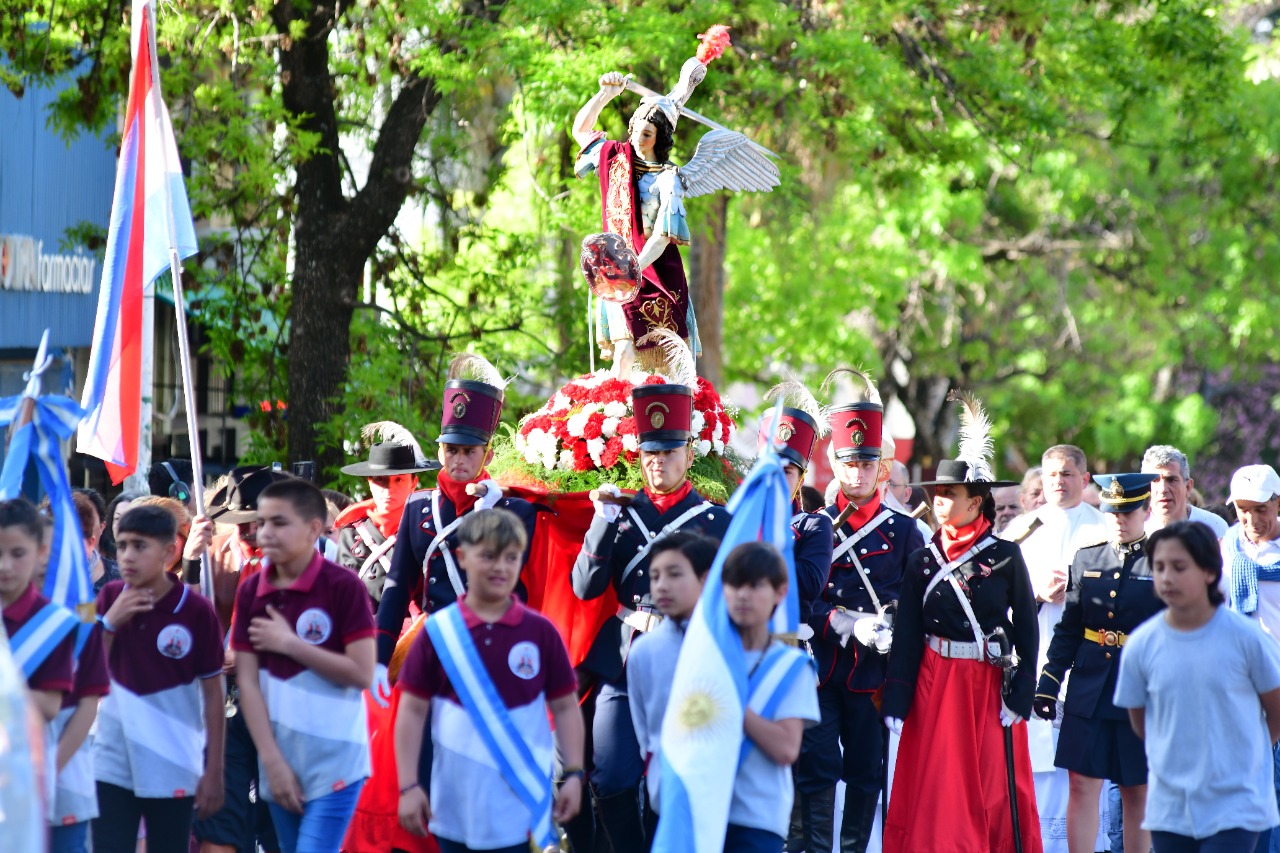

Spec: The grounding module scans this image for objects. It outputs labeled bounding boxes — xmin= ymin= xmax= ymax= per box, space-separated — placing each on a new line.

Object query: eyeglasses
xmin=889 ymin=481 xmax=909 ymax=489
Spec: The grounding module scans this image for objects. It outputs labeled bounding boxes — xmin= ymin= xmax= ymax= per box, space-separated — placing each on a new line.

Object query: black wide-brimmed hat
xmin=340 ymin=421 xmax=438 ymax=477
xmin=911 ymin=391 xmax=1017 ymax=488
xmin=207 ymin=466 xmax=294 ymax=523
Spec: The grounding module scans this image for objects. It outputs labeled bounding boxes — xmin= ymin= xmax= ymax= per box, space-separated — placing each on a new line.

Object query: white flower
xmin=557 ymin=449 xmax=576 ymax=471
xmin=691 ymin=411 xmax=706 ymax=437
xmin=712 ymin=438 xmax=725 ymax=454
xmin=622 ymin=433 xmax=639 ymax=453
xmin=603 ymin=401 xmax=628 ymax=419
xmin=514 ymin=432 xmax=527 ymax=452
xmin=551 ymin=392 xmax=571 ymax=413
xmin=587 ymin=437 xmax=606 ymax=467
xmin=697 ymin=439 xmax=712 ymax=457
xmin=566 ymin=410 xmax=592 ymax=438
xmin=602 ymin=417 xmax=620 ymax=439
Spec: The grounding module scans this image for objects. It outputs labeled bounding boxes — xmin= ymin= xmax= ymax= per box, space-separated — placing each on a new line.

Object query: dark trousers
xmin=1154 ymin=829 xmax=1262 ymax=852
xmin=795 ymin=682 xmax=884 ymax=795
xmin=723 ymin=824 xmax=785 ymax=853
xmin=193 ymin=707 xmax=280 ymax=851
xmin=92 ymin=782 xmax=194 ymax=853
xmin=591 ymin=681 xmax=645 ymax=795
xmin=436 ymin=838 xmax=529 ymax=853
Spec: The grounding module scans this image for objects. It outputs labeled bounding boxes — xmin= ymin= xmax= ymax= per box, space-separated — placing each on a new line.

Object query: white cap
xmin=1228 ymin=464 xmax=1280 ymax=505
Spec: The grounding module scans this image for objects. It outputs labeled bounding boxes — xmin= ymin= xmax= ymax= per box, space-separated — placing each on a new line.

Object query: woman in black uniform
xmin=1034 ymin=473 xmax=1164 ymax=853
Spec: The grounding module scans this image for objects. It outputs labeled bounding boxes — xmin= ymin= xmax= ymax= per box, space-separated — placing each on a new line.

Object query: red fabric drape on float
xmin=884 ymin=648 xmax=1042 ymax=853
xmin=341 ymin=689 xmax=439 ymax=853
xmin=508 ymin=486 xmax=620 ymax=668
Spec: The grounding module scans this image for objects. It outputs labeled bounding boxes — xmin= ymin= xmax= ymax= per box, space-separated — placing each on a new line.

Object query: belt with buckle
xmin=618 ymin=605 xmax=663 ymax=633
xmin=926 ymin=634 xmax=986 ymax=661
xmin=1084 ymin=628 xmax=1128 ymax=647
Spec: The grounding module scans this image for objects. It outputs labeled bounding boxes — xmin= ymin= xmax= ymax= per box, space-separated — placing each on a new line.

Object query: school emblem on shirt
xmin=508 ymin=641 xmax=540 ymax=680
xmin=296 ymin=608 xmax=333 ymax=645
xmin=157 ymin=625 xmax=193 ymax=659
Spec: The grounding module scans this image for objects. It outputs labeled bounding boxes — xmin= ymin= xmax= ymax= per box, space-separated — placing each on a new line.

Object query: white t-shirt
xmin=1146 ymin=505 xmax=1229 ymax=539
xmin=1115 ymin=607 xmax=1280 ymax=837
xmin=728 ymin=644 xmax=820 ymax=838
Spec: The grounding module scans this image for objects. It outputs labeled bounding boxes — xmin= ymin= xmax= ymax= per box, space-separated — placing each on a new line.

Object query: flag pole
xmin=144 ymin=2 xmax=212 ymax=601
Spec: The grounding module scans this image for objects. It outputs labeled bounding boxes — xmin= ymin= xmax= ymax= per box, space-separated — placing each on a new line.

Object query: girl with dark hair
xmin=1115 ymin=521 xmax=1280 ymax=852
xmin=881 ymin=394 xmax=1043 ymax=853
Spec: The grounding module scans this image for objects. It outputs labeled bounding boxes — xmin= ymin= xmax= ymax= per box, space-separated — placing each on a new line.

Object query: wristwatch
xmin=559 ymin=767 xmax=586 ymax=785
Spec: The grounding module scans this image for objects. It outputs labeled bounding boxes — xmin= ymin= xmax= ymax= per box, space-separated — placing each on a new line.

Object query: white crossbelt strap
xmin=355 ymin=520 xmax=397 ymax=583
xmin=620 ymin=501 xmax=714 ymax=584
xmin=831 ymin=509 xmax=894 ymax=615
xmin=423 ymin=491 xmax=471 ymax=597
xmin=924 ymin=538 xmax=998 ymax=648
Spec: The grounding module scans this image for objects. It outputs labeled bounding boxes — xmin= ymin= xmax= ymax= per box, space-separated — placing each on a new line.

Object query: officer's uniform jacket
xmin=792 ymin=504 xmax=835 ymax=623
xmin=572 ymin=487 xmax=731 ymax=684
xmin=807 ymin=497 xmax=924 ymax=691
xmin=1037 ymin=539 xmax=1163 ymax=721
xmin=375 ymin=488 xmax=537 ymax=664
xmin=336 ymin=499 xmax=399 ymax=606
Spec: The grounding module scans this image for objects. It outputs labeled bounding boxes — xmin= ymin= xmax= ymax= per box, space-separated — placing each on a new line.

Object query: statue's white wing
xmin=677 ymin=129 xmax=780 ymax=199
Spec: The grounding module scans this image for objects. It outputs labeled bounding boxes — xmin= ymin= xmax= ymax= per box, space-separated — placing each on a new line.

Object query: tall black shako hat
xmin=913 ymin=391 xmax=1017 ymax=488
xmin=822 ymin=367 xmax=884 ymax=463
xmin=1093 ymin=473 xmax=1158 ymax=514
xmin=207 ymin=466 xmax=294 ymax=523
xmin=633 ymin=329 xmax=700 ymax=452
xmin=340 ymin=422 xmax=439 ymax=477
xmin=438 ymin=354 xmax=509 ymax=447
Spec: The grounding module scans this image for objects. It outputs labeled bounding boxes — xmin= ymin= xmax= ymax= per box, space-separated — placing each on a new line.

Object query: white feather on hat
xmin=765 ymin=379 xmax=831 ymax=437
xmin=447 ymin=353 xmax=510 ymax=389
xmin=819 ymin=366 xmax=881 ymax=420
xmin=948 ymin=390 xmax=996 ymax=484
xmin=636 ymin=329 xmax=698 ymax=388
xmin=360 ymin=421 xmax=430 ymax=469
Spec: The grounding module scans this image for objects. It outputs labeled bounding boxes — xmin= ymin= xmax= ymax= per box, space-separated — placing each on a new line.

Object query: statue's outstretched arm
xmin=572 ymin=72 xmax=627 ymax=150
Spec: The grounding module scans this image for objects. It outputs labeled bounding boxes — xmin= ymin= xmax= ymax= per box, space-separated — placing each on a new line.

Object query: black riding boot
xmin=838 ymin=788 xmax=880 ymax=853
xmin=785 ymin=785 xmax=837 ymax=853
xmin=594 ymin=787 xmax=646 ymax=853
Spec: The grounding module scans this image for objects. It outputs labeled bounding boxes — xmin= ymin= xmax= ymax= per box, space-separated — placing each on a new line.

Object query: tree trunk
xmin=688 ymin=195 xmax=728 ymax=386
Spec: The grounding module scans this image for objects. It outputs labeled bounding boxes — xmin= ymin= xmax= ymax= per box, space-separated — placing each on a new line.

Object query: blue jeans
xmin=436 ymin=839 xmax=529 ymax=853
xmin=266 ymin=781 xmax=363 ymax=853
xmin=49 ymin=822 xmax=90 ymax=853
xmin=723 ymin=824 xmax=784 ymax=853
xmin=1253 ymin=743 xmax=1280 ymax=853
xmin=1154 ymin=828 xmax=1261 ymax=852
xmin=1109 ymin=780 xmax=1125 ymax=853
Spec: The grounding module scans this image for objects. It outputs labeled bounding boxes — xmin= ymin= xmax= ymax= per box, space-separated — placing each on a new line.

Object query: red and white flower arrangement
xmin=513 ymin=370 xmax=737 ymax=474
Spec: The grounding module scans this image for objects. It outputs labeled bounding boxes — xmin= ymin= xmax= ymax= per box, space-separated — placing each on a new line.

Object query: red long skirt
xmin=884 ymin=647 xmax=1043 ymax=853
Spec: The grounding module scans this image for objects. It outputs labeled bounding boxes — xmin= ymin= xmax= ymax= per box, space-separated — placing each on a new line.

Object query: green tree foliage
xmin=3 ymin=0 xmax=1277 ymax=486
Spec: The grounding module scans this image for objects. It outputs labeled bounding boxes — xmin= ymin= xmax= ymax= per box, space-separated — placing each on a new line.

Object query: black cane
xmin=989 ymin=627 xmax=1024 ymax=853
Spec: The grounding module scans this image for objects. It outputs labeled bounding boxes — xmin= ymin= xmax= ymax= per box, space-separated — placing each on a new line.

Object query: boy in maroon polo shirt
xmin=394 ymin=508 xmax=584 ymax=853
xmin=232 ymin=478 xmax=376 ymax=853
xmin=0 ymin=498 xmax=76 ymax=723
xmin=93 ymin=504 xmax=226 ymax=853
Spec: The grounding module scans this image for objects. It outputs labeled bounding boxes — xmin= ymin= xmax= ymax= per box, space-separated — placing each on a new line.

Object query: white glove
xmin=593 ymin=484 xmax=623 ymax=523
xmin=372 ymin=663 xmax=392 ymax=709
xmin=828 ymin=610 xmax=858 ymax=647
xmin=475 ymin=479 xmax=503 ymax=512
xmin=852 ymin=615 xmax=894 ymax=654
xmin=884 ymin=716 xmax=904 ymax=735
xmin=1000 ymin=700 xmax=1022 ymax=727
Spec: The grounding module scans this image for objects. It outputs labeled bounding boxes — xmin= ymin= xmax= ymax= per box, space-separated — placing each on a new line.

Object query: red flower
xmin=583 ymin=412 xmax=605 ymax=440
xmin=572 ymin=442 xmax=593 ymax=471
xmin=643 ymin=375 xmax=666 ymax=386
xmin=602 ymin=436 xmax=623 ymax=469
xmin=617 ymin=416 xmax=637 ymax=436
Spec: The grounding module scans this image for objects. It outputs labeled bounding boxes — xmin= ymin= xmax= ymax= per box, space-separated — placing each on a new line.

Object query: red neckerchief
xmin=235 ymin=534 xmax=265 ymax=578
xmin=437 ymin=468 xmax=488 ymax=517
xmin=941 ymin=515 xmax=993 ymax=562
xmin=335 ymin=498 xmax=401 ymax=540
xmin=646 ymin=480 xmax=693 ymax=515
xmin=835 ymin=490 xmax=883 ymax=530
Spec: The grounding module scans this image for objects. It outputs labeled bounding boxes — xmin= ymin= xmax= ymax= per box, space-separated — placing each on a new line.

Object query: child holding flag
xmin=394 ymin=508 xmax=584 ymax=853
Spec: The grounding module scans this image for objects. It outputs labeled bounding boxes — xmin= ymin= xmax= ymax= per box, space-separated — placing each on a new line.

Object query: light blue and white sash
xmin=11 ymin=602 xmax=79 ymax=680
xmin=426 ymin=605 xmax=555 ymax=850
xmin=738 ymin=642 xmax=813 ymax=766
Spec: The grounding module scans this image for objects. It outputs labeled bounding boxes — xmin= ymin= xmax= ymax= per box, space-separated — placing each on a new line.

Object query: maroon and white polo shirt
xmin=4 ymin=582 xmax=75 ymax=695
xmin=232 ymin=553 xmax=376 ymax=802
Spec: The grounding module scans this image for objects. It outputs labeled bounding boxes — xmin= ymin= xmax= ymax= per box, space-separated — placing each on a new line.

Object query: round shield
xmin=580 ymin=232 xmax=641 ymax=304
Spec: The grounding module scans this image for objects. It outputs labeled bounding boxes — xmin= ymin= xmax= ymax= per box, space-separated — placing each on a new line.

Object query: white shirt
xmin=1222 ymin=528 xmax=1280 ymax=645
xmin=1145 ymin=504 xmax=1229 ymax=539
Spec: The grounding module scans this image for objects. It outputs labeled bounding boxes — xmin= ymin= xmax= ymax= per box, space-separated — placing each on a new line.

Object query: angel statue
xmin=572 ymin=24 xmax=781 ymax=377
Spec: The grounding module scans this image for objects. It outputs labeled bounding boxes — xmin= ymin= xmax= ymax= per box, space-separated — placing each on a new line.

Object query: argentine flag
xmin=653 ymin=401 xmax=798 ymax=852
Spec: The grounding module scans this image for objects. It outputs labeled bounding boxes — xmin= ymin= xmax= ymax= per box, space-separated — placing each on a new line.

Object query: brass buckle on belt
xmin=1099 ymin=630 xmax=1120 ymax=647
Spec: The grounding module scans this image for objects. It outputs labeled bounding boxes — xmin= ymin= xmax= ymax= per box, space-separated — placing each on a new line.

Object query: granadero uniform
xmin=93 ymin=577 xmax=223 ymax=798
xmin=231 ymin=552 xmax=377 ymax=802
xmin=397 ymin=596 xmax=577 ymax=851
xmin=337 ymin=424 xmax=438 ymax=607
xmin=1035 ymin=473 xmax=1164 ymax=786
xmin=376 ymin=368 xmax=537 ymax=667
xmin=572 ymin=382 xmax=730 ymax=853
xmin=794 ymin=374 xmax=923 ymax=853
